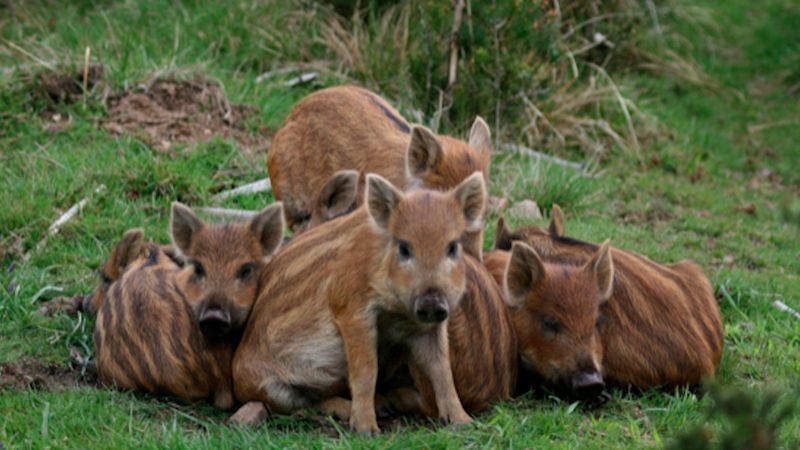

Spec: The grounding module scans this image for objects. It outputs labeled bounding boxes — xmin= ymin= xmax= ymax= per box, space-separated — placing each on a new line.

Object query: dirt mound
xmin=103 ymin=77 xmax=270 ymax=156
xmin=0 ymin=358 xmax=93 ymax=391
xmin=26 ymin=67 xmax=269 ymax=155
xmin=36 ymin=64 xmax=105 ymax=105
xmin=37 ymin=294 xmax=85 ymax=317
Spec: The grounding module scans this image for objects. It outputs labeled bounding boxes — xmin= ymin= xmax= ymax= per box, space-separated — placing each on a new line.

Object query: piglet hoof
xmin=350 ymin=415 xmax=380 ymax=436
xmin=446 ymin=411 xmax=473 ymax=427
xmin=315 ymin=396 xmax=351 ymax=421
xmin=588 ymin=391 xmax=612 ymax=409
xmin=229 ymin=401 xmax=267 ymax=427
xmin=374 ymin=394 xmax=395 ymax=419
xmin=213 ymin=389 xmax=234 ymax=411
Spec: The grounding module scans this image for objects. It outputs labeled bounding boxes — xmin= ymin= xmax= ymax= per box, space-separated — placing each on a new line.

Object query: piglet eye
xmin=397 ymin=240 xmax=413 ymax=261
xmin=446 ymin=240 xmax=459 ymax=259
xmin=237 ymin=263 xmax=254 ymax=281
xmin=540 ymin=316 xmax=561 ymax=335
xmin=193 ymin=262 xmax=206 ymax=278
xmin=595 ymin=314 xmax=606 ymax=330
xmin=98 ymin=271 xmax=112 ymax=285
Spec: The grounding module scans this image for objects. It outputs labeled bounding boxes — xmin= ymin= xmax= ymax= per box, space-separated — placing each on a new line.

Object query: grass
xmin=1 ymin=0 xmax=799 ymax=448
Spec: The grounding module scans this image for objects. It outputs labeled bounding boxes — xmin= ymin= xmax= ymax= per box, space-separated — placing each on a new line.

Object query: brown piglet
xmin=280 ymin=168 xmax=518 ymax=419
xmin=232 ymin=173 xmax=489 ymax=434
xmin=484 ymin=209 xmax=723 ymax=397
xmin=83 ymin=230 xmax=183 ymax=316
xmin=300 ymin=169 xmax=360 ymax=235
xmin=267 ymin=85 xmax=493 ymax=238
xmin=93 ymin=202 xmax=284 ymax=409
xmin=387 ymin=253 xmax=519 ymax=418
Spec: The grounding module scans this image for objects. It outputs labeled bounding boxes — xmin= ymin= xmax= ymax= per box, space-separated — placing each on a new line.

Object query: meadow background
xmin=1 ymin=0 xmax=799 ymax=448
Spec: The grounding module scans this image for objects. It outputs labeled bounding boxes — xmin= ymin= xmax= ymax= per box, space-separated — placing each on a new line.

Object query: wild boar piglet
xmin=233 ymin=172 xmax=488 ymax=434
xmin=93 ymin=202 xmax=284 ymax=409
xmin=486 ymin=208 xmax=723 ymax=397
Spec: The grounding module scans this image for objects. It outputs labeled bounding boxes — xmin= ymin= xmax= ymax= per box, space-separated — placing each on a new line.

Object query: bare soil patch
xmin=26 ymin=67 xmax=269 ymax=156
xmin=102 ymin=77 xmax=270 ymax=157
xmin=0 ymin=358 xmax=95 ymax=391
xmin=36 ymin=64 xmax=106 ymax=105
xmin=37 ymin=294 xmax=85 ymax=317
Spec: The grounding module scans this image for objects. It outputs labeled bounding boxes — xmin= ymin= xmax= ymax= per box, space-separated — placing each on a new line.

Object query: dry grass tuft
xmin=310 ymin=0 xmax=672 ymax=162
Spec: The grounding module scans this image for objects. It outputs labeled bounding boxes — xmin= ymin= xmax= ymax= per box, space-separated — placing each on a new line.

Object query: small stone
xmin=690 ymin=165 xmax=705 ymax=182
xmin=508 ymin=200 xmax=542 ymax=221
xmin=736 ymin=203 xmax=757 ymax=216
xmin=229 ymin=401 xmax=267 ymax=426
xmin=487 ymin=196 xmax=508 ymax=214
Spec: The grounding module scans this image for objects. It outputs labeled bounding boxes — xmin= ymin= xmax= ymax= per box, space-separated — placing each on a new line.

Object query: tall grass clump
xmin=491 ymin=156 xmax=600 ymax=214
xmin=312 ymin=0 xmax=671 ymax=162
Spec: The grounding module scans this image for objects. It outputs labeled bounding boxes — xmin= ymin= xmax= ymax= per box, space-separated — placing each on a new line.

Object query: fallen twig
xmin=23 ymin=185 xmax=106 ymax=263
xmin=284 ymin=72 xmax=318 ymax=87
xmin=773 ymin=300 xmax=800 ymax=320
xmin=446 ymin=0 xmax=465 ymax=94
xmin=195 ymin=207 xmax=258 ymax=221
xmin=747 ymin=119 xmax=799 ymax=135
xmin=48 ymin=192 xmax=98 ymax=235
xmin=82 ymin=47 xmax=91 ymax=107
xmin=255 ymin=67 xmax=300 ymax=84
xmin=3 ymin=40 xmax=55 ymax=69
xmin=212 ymin=178 xmax=271 ymax=202
xmin=254 ymin=62 xmax=329 ymax=84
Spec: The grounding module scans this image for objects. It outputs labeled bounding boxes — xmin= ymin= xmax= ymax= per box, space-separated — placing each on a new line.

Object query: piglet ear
xmin=504 ymin=242 xmax=546 ymax=308
xmin=468 ymin=116 xmax=492 ymax=156
xmin=111 ymin=228 xmax=145 ymax=277
xmin=461 ymin=228 xmax=484 ymax=262
xmin=250 ymin=202 xmax=285 ymax=257
xmin=406 ymin=125 xmax=443 ymax=178
xmin=493 ymin=216 xmax=513 ymax=251
xmin=549 ymin=204 xmax=565 ymax=237
xmin=171 ymin=202 xmax=204 ymax=255
xmin=317 ymin=170 xmax=359 ymax=221
xmin=366 ymin=173 xmax=404 ymax=231
xmin=453 ymin=172 xmax=486 ymax=233
xmin=585 ymin=240 xmax=614 ymax=303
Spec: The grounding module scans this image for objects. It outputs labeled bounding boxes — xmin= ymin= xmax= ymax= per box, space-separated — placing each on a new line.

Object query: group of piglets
xmin=84 ymin=86 xmax=723 ymax=434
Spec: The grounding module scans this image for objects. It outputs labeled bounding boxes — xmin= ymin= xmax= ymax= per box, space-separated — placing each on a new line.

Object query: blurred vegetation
xmin=666 ymin=384 xmax=799 ymax=450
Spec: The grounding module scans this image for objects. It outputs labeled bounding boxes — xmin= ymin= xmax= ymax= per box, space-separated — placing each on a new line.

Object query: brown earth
xmin=102 ymin=77 xmax=270 ymax=157
xmin=36 ymin=64 xmax=106 ymax=105
xmin=37 ymin=294 xmax=85 ymax=317
xmin=30 ymin=67 xmax=270 ymax=157
xmin=0 ymin=357 xmax=94 ymax=391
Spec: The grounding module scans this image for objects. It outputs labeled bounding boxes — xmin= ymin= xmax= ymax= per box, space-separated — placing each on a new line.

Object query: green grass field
xmin=1 ymin=0 xmax=798 ymax=448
